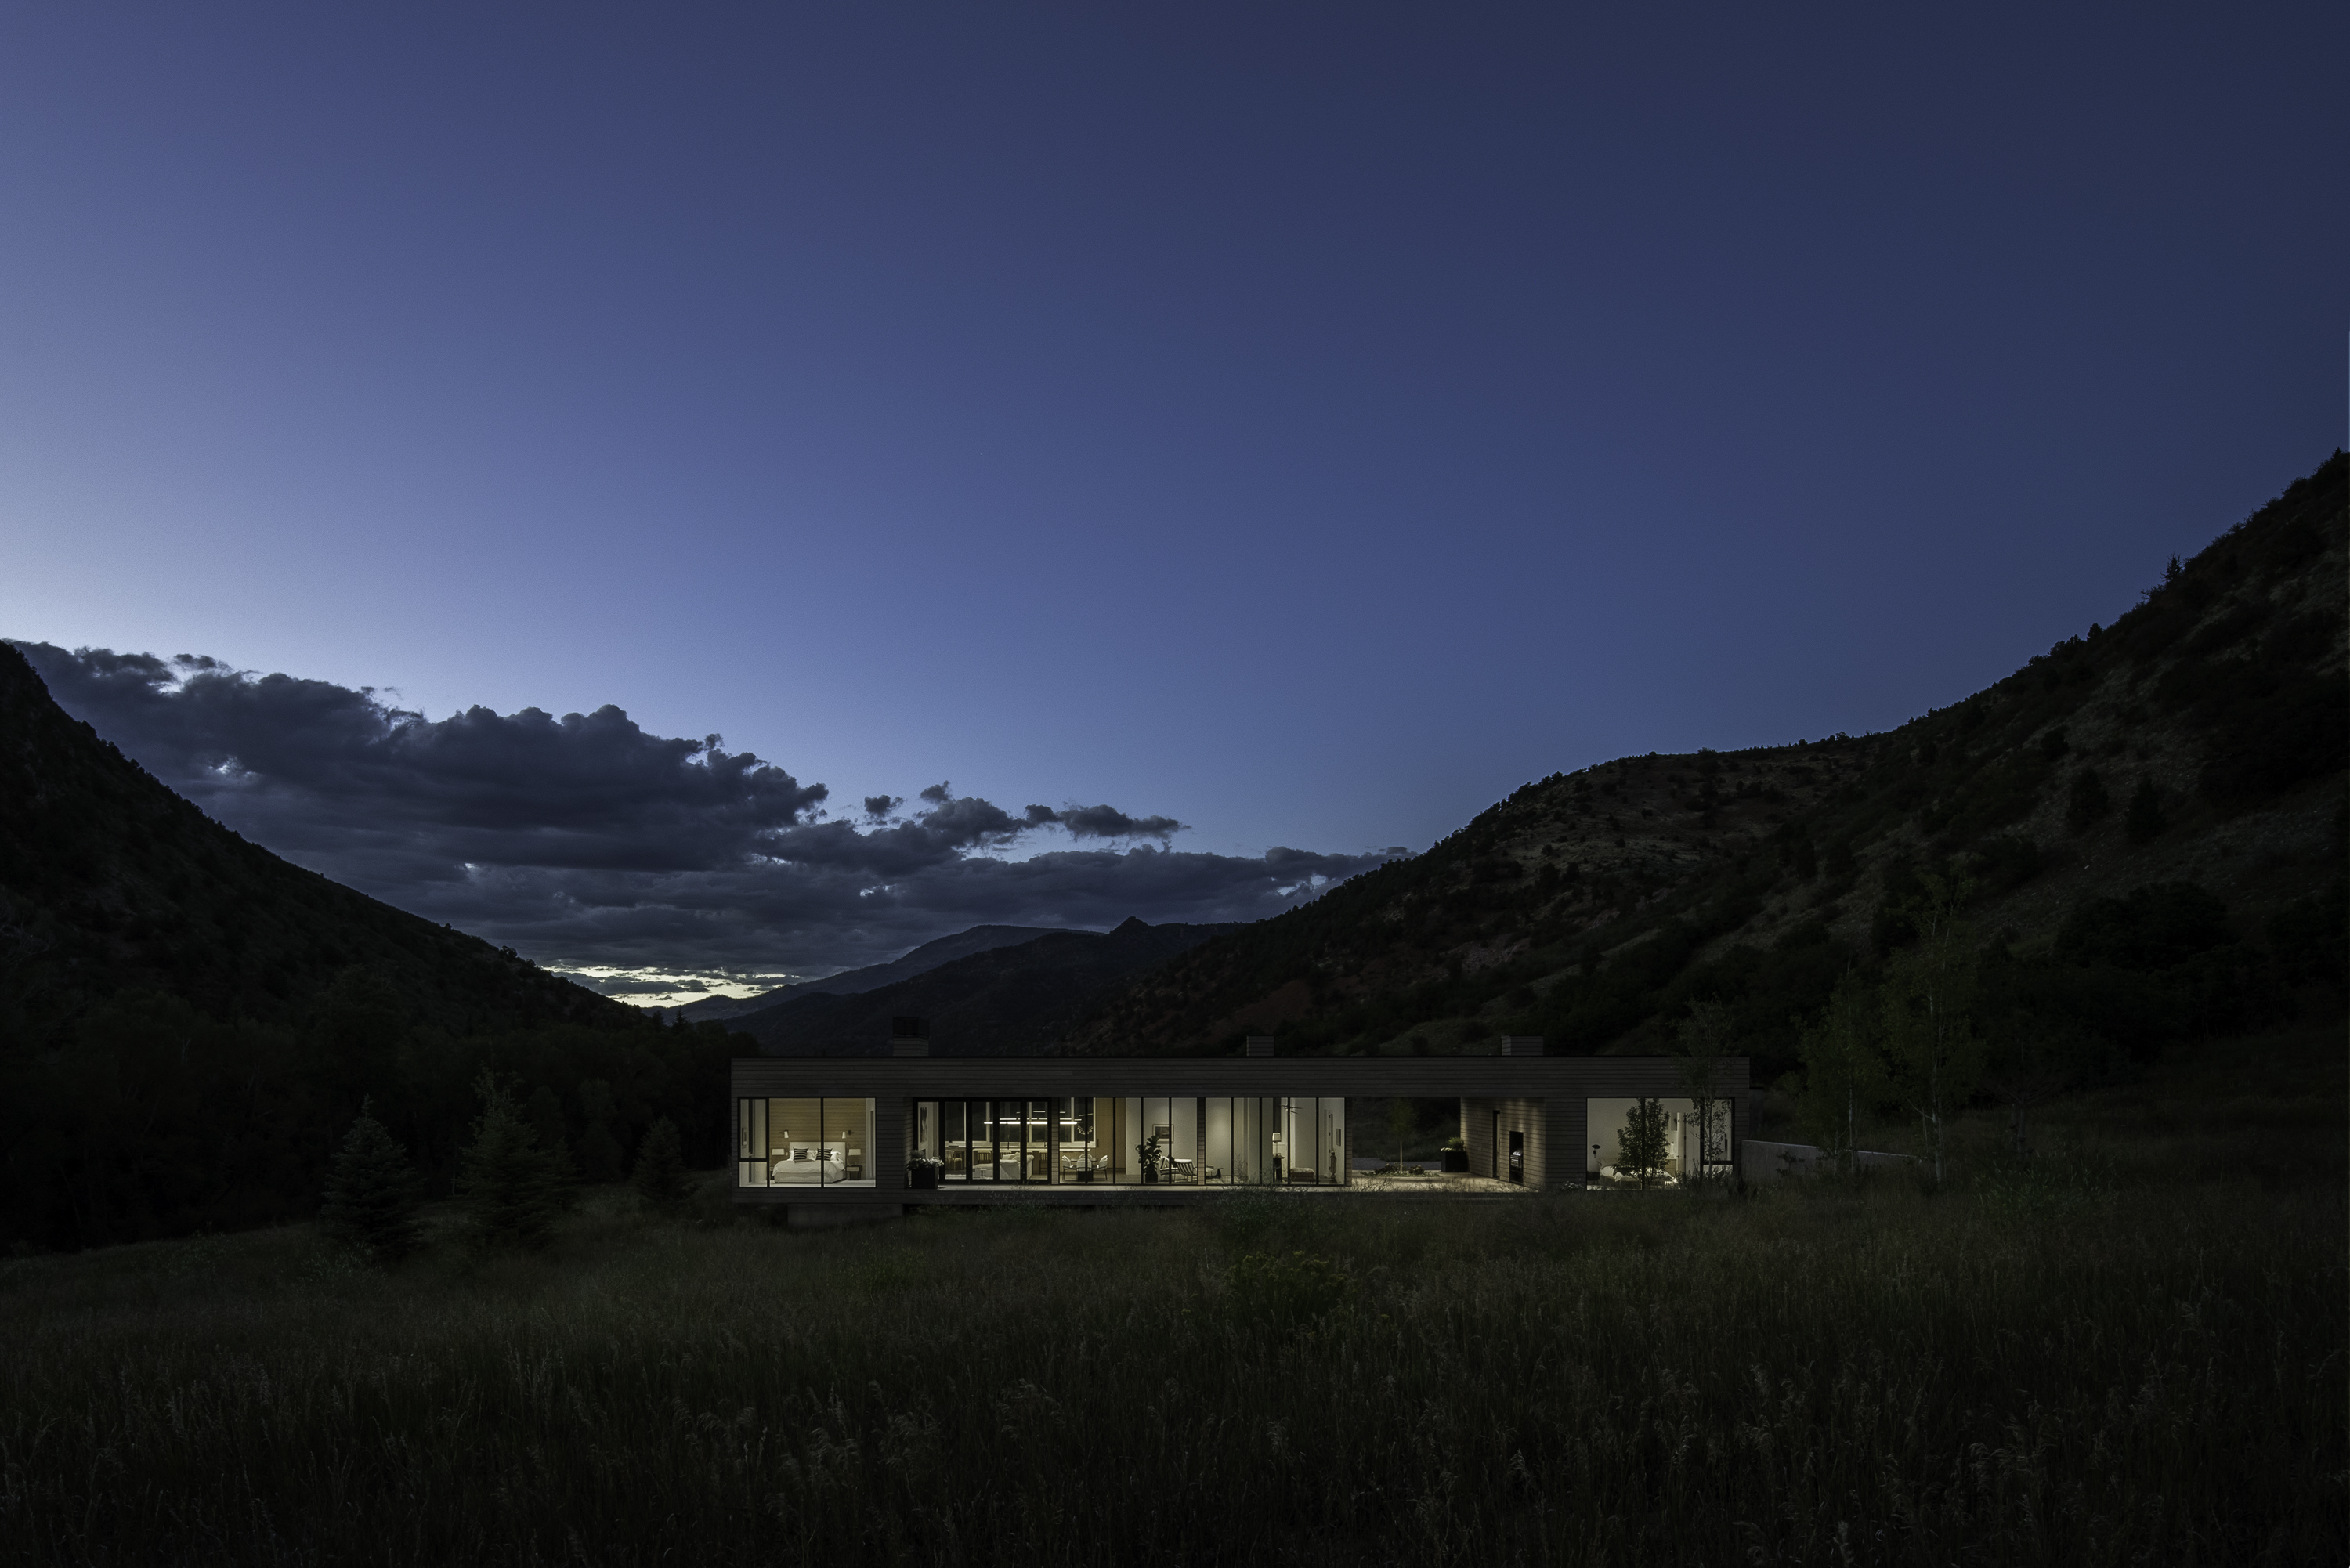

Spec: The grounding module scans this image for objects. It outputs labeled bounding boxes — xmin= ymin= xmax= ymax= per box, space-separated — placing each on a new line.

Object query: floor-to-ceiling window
xmin=734 ymin=1098 xmax=877 ymax=1187
xmin=1204 ymin=1098 xmax=1233 ymax=1183
xmin=1585 ymin=1097 xmax=1732 ymax=1181
xmin=913 ymin=1100 xmax=940 ymax=1167
xmin=887 ymin=1093 xmax=1352 ymax=1190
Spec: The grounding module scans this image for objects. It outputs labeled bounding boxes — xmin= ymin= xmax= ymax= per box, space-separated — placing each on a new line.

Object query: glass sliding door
xmin=1164 ymin=1098 xmax=1202 ymax=1184
xmin=1059 ymin=1097 xmax=1105 ymax=1183
xmin=944 ymin=1100 xmax=973 ymax=1180
xmin=1203 ymin=1098 xmax=1232 ymax=1185
xmin=1319 ymin=1098 xmax=1348 ymax=1186
xmin=971 ymin=1100 xmax=1002 ymax=1180
xmin=1023 ymin=1099 xmax=1051 ymax=1181
xmin=1231 ymin=1097 xmax=1274 ymax=1186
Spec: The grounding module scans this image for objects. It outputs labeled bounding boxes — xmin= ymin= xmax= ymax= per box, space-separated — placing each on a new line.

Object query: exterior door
xmin=1507 ymin=1129 xmax=1524 ymax=1184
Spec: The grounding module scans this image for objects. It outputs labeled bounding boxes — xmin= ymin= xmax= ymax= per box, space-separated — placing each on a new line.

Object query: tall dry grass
xmin=3 ymin=1149 xmax=2339 ymax=1566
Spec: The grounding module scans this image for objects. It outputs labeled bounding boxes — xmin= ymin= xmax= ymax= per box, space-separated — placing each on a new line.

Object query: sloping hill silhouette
xmin=0 ymin=641 xmax=637 ymax=1040
xmin=736 ymin=916 xmax=1240 ymax=1054
xmin=670 ymin=923 xmax=1076 ymax=1023
xmin=1063 ymin=453 xmax=2346 ymax=1075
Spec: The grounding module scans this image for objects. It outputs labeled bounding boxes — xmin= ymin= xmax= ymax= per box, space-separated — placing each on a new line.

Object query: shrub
xmin=2066 ymin=768 xmax=2110 ymax=833
xmin=2200 ymin=674 xmax=2349 ymax=804
xmin=1226 ymin=1249 xmax=1350 ymax=1328
xmin=2056 ymin=882 xmax=2231 ymax=972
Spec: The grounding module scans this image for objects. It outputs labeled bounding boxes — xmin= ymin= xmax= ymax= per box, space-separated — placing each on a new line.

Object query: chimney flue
xmin=1500 ymin=1035 xmax=1544 ymax=1057
xmin=1245 ymin=1035 xmax=1274 ymax=1057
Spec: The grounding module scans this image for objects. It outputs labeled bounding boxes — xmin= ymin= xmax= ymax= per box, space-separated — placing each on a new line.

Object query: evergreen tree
xmin=457 ymin=1070 xmax=563 ymax=1248
xmin=319 ymin=1097 xmax=422 ymax=1264
xmin=631 ymin=1116 xmax=688 ymax=1215
xmin=2124 ymin=775 xmax=2167 ymax=844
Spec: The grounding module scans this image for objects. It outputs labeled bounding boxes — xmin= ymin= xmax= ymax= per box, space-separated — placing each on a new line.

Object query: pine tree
xmin=631 ymin=1116 xmax=688 ymax=1216
xmin=457 ymin=1070 xmax=563 ymax=1248
xmin=320 ymin=1098 xmax=422 ymax=1264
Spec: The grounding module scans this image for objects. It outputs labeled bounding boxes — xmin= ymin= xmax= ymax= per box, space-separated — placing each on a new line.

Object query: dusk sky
xmin=4 ymin=6 xmax=2344 ymax=1003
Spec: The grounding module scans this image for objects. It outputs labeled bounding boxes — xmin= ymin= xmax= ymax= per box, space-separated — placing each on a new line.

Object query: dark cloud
xmin=13 ymin=643 xmax=1399 ymax=978
xmin=1051 ymin=804 xmax=1187 ymax=844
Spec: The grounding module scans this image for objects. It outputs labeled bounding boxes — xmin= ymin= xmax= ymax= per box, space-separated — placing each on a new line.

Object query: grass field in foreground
xmin=2 ymin=1033 xmax=2342 ymax=1566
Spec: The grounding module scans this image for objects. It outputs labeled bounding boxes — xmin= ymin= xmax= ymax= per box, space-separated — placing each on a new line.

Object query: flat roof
xmin=732 ymin=1054 xmax=1750 ymax=1098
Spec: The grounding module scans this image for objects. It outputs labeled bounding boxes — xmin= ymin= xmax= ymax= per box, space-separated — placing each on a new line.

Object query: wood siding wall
xmin=1462 ymin=1097 xmax=1546 ymax=1187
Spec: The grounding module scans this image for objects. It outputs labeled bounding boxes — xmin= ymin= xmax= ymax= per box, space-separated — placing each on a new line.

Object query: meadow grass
xmin=2 ymin=1046 xmax=2342 ymax=1566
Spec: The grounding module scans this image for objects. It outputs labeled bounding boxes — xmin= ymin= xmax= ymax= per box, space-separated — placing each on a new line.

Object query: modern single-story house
xmin=731 ymin=1028 xmax=1752 ymax=1223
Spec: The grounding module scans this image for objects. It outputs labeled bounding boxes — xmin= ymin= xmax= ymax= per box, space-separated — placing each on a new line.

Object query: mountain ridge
xmin=736 ymin=916 xmax=1242 ymax=1055
xmin=1054 ymin=453 xmax=2347 ymax=1074
xmin=665 ymin=923 xmax=1079 ymax=1022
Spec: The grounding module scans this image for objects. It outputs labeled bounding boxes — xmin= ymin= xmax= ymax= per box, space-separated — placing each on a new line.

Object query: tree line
xmin=321 ymin=1075 xmax=692 ymax=1263
xmin=0 ymin=967 xmax=744 ymax=1252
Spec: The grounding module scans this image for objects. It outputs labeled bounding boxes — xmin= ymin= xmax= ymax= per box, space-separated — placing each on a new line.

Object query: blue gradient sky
xmin=4 ymin=4 xmax=2344 ymax=876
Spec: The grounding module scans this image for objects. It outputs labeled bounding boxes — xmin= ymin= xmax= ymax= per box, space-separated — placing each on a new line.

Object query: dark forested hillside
xmin=1064 ymin=453 xmax=2348 ymax=1078
xmin=0 ymin=641 xmax=632 ymax=1038
xmin=737 ymin=917 xmax=1240 ymax=1054
xmin=0 ymin=645 xmax=739 ymax=1251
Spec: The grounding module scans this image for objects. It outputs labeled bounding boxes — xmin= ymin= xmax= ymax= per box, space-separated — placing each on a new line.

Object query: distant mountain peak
xmin=1111 ymin=916 xmax=1152 ymax=934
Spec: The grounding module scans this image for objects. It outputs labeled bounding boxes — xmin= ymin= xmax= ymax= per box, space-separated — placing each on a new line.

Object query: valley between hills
xmin=0 ymin=453 xmax=2341 ymax=1251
